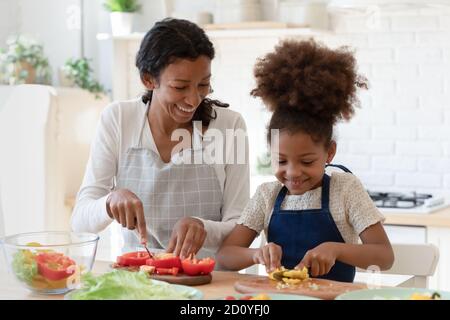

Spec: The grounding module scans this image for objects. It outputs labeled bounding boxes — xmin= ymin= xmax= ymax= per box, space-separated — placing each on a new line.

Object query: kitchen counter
xmin=383 ymin=207 xmax=450 ymax=228
xmin=0 ymin=260 xmax=260 ymax=300
xmin=0 ymin=260 xmax=410 ymax=300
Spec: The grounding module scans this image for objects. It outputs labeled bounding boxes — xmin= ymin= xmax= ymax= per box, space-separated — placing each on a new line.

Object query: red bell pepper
xmin=117 ymin=251 xmax=151 ymax=267
xmin=35 ymin=252 xmax=76 ymax=281
xmin=146 ymin=253 xmax=182 ymax=270
xmin=181 ymin=257 xmax=215 ymax=276
xmin=155 ymin=267 xmax=179 ymax=276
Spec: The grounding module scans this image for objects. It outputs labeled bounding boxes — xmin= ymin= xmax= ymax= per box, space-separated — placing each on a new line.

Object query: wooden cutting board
xmin=109 ymin=264 xmax=212 ymax=286
xmin=150 ymin=273 xmax=212 ymax=286
xmin=234 ymin=276 xmax=367 ymax=300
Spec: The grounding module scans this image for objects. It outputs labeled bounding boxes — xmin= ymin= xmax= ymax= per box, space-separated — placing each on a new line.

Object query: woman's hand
xmin=166 ymin=217 xmax=207 ymax=259
xmin=252 ymin=242 xmax=282 ymax=273
xmin=106 ymin=189 xmax=147 ymax=243
xmin=296 ymin=242 xmax=339 ymax=277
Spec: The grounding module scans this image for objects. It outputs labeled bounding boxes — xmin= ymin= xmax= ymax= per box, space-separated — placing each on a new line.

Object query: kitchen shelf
xmin=384 ymin=208 xmax=450 ymax=228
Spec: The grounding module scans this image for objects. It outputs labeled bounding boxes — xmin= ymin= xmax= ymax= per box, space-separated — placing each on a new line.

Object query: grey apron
xmin=116 ymin=102 xmax=223 ymax=257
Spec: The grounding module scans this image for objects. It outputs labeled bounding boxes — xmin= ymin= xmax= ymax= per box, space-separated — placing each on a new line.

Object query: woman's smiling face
xmin=147 ymin=55 xmax=212 ymax=124
xmin=273 ymin=130 xmax=336 ymax=195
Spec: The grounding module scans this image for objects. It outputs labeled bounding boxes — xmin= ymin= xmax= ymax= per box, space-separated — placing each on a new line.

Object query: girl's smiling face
xmin=273 ymin=130 xmax=336 ymax=195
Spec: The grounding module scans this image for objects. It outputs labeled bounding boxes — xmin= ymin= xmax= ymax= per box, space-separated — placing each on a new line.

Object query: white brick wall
xmin=372 ymin=126 xmax=417 ymax=140
xmin=209 ymin=3 xmax=450 ymax=196
xmin=396 ymin=141 xmax=442 ymax=156
xmin=372 ymin=156 xmax=417 ymax=172
xmin=323 ymin=3 xmax=450 ymax=196
xmin=391 ymin=15 xmax=439 ymax=32
xmin=396 ymin=109 xmax=443 ymax=125
xmin=444 ymin=175 xmax=450 ymax=188
xmin=357 ymin=172 xmax=395 ymax=187
xmin=445 ymin=143 xmax=450 ymax=156
xmin=396 ymin=173 xmax=442 ymax=188
xmin=418 ymin=158 xmax=450 ymax=174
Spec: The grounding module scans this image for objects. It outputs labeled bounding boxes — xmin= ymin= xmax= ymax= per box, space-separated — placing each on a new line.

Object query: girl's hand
xmin=166 ymin=217 xmax=207 ymax=259
xmin=106 ymin=189 xmax=147 ymax=243
xmin=252 ymin=242 xmax=282 ymax=273
xmin=296 ymin=242 xmax=339 ymax=277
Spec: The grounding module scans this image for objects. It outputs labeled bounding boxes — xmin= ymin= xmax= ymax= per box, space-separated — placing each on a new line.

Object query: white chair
xmin=382 ymin=243 xmax=439 ymax=288
xmin=357 ymin=243 xmax=440 ymax=288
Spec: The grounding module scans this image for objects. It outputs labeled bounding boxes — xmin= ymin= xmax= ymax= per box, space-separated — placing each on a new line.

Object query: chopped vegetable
xmin=410 ymin=292 xmax=442 ymax=300
xmin=139 ymin=265 xmax=155 ymax=274
xmin=155 ymin=267 xmax=179 ymax=276
xmin=146 ymin=253 xmax=182 ymax=270
xmin=69 ymin=270 xmax=195 ymax=300
xmin=116 ymin=251 xmax=151 ymax=267
xmin=269 ymin=266 xmax=309 ymax=283
xmin=11 ymin=247 xmax=79 ymax=291
xmin=282 ymin=278 xmax=302 ymax=285
xmin=181 ymin=257 xmax=215 ymax=276
xmin=12 ymin=249 xmax=38 ymax=285
xmin=35 ymin=252 xmax=76 ymax=281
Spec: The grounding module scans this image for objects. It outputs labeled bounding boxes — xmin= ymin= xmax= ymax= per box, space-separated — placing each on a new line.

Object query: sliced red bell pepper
xmin=181 ymin=257 xmax=215 ymax=276
xmin=155 ymin=267 xmax=179 ymax=276
xmin=146 ymin=254 xmax=182 ymax=270
xmin=117 ymin=251 xmax=151 ymax=267
xmin=35 ymin=252 xmax=76 ymax=281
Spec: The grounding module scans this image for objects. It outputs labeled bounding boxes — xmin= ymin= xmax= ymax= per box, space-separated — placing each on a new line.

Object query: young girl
xmin=216 ymin=39 xmax=394 ymax=283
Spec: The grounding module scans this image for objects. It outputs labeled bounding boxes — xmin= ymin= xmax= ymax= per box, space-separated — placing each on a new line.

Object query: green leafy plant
xmin=0 ymin=35 xmax=52 ymax=85
xmin=103 ymin=0 xmax=141 ymax=12
xmin=256 ymin=151 xmax=272 ymax=176
xmin=61 ymin=57 xmax=106 ymax=99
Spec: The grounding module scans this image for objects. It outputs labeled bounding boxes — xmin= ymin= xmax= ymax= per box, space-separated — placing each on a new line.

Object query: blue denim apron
xmin=267 ymin=165 xmax=355 ymax=282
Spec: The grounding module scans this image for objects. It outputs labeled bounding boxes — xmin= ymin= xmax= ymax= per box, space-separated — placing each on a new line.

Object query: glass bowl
xmin=1 ymin=231 xmax=99 ymax=295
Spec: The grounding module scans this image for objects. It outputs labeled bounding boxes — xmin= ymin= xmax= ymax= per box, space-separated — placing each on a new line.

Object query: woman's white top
xmin=71 ymin=98 xmax=250 ymax=251
xmin=237 ymin=172 xmax=385 ymax=244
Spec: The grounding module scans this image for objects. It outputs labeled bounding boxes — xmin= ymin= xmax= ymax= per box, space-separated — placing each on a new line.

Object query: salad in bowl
xmin=1 ymin=231 xmax=99 ymax=294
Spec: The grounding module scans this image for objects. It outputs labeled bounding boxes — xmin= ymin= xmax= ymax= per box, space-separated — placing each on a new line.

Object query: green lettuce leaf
xmin=12 ymin=249 xmax=38 ymax=284
xmin=69 ymin=270 xmax=196 ymax=300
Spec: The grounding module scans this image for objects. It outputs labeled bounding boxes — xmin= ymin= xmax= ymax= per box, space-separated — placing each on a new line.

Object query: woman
xmin=71 ymin=18 xmax=250 ymax=259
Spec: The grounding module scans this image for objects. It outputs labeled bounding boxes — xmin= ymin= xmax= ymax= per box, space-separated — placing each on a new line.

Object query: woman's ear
xmin=326 ymin=140 xmax=337 ymax=164
xmin=141 ymin=74 xmax=156 ymax=90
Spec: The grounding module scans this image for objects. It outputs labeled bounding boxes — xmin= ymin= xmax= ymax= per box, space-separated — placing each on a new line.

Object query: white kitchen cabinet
xmin=427 ymin=227 xmax=450 ymax=291
xmin=384 ymin=225 xmax=427 ymax=245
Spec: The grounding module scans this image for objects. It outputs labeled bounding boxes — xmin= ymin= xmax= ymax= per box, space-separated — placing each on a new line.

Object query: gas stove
xmin=367 ymin=191 xmax=449 ymax=214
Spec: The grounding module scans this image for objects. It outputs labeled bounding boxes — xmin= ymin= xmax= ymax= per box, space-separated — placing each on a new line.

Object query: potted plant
xmin=103 ymin=0 xmax=141 ymax=36
xmin=60 ymin=57 xmax=106 ymax=99
xmin=0 ymin=35 xmax=51 ymax=85
xmin=255 ymin=151 xmax=272 ymax=176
